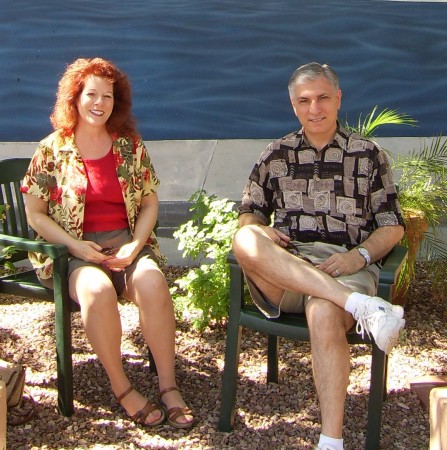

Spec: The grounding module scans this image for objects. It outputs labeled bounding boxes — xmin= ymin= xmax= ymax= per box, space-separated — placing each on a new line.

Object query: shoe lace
xmin=355 ymin=315 xmax=371 ymax=340
xmin=355 ymin=309 xmax=384 ymax=340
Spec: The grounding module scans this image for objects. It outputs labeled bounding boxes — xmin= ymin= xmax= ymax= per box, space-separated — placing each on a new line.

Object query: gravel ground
xmin=1 ymin=263 xmax=446 ymax=450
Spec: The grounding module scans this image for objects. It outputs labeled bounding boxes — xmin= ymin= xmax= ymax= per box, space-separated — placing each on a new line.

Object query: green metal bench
xmin=218 ymin=245 xmax=407 ymax=450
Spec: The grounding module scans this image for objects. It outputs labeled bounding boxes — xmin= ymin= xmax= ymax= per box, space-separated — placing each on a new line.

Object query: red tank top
xmin=82 ymin=147 xmax=128 ymax=232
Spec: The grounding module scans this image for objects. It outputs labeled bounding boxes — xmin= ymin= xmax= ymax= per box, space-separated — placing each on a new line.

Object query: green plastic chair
xmin=0 ymin=157 xmax=75 ymax=416
xmin=218 ymin=245 xmax=407 ymax=450
xmin=0 ymin=158 xmax=158 ymax=416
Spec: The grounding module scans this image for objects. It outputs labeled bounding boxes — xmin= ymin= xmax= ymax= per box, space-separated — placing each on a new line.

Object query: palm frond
xmin=345 ymin=105 xmax=418 ymax=137
xmin=421 ymin=232 xmax=447 ymax=260
xmin=405 ymin=135 xmax=447 ymax=164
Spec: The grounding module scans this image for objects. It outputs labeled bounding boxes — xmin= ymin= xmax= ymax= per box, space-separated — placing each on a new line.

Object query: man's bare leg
xmin=233 ymin=224 xmax=353 ymax=307
xmin=306 ymin=298 xmax=355 ymax=439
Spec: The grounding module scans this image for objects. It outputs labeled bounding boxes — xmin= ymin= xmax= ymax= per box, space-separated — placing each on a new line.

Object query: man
xmin=233 ymin=62 xmax=405 ymax=450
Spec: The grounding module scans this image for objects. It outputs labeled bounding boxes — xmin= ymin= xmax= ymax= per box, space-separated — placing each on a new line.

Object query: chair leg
xmin=267 ymin=335 xmax=279 ymax=383
xmin=54 ymin=300 xmax=74 ymax=416
xmin=364 ymin=342 xmax=387 ymax=450
xmin=383 ymin=354 xmax=389 ymax=401
xmin=218 ymin=320 xmax=242 ymax=432
xmin=219 ymin=256 xmax=246 ymax=431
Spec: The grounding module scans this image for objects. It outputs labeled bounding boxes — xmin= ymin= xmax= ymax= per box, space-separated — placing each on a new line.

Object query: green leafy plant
xmin=0 ymin=204 xmax=18 ymax=276
xmin=171 ymin=190 xmax=238 ymax=330
xmin=393 ymin=135 xmax=447 ymax=227
xmin=393 ymin=136 xmax=447 ymax=300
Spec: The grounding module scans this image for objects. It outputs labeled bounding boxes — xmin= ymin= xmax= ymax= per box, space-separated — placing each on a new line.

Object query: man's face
xmin=290 ymin=76 xmax=342 ymax=142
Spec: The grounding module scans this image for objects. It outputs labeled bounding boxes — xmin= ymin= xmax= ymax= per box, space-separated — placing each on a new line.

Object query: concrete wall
xmin=0 ymin=136 xmax=436 ymax=200
xmin=1 ymin=137 xmax=444 ymax=264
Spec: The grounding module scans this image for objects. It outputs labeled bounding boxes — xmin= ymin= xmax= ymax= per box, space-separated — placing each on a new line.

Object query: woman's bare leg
xmin=69 ymin=265 xmax=162 ymax=424
xmin=123 ymin=258 xmax=193 ymax=425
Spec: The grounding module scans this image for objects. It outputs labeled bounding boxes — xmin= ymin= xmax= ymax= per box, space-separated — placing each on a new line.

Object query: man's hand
xmin=317 ymin=249 xmax=366 ymax=278
xmin=317 ymin=225 xmax=404 ymax=278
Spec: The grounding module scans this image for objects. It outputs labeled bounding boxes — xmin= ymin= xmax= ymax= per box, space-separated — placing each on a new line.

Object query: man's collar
xmin=299 ymin=121 xmax=348 ymax=151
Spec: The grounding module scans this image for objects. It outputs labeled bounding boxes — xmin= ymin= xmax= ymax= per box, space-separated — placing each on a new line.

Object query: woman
xmin=21 ymin=57 xmax=194 ymax=429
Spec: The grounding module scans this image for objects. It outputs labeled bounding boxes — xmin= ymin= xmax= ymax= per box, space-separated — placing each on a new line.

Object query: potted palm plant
xmin=345 ymin=106 xmax=447 ymax=305
xmin=391 ymin=136 xmax=447 ymax=304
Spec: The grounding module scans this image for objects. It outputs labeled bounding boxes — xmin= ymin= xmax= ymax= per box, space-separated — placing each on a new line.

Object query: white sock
xmin=344 ymin=292 xmax=370 ymax=315
xmin=318 ymin=433 xmax=344 ymax=450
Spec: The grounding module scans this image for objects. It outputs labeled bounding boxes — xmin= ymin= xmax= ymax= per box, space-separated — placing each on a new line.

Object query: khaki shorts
xmin=245 ymin=241 xmax=379 ymax=319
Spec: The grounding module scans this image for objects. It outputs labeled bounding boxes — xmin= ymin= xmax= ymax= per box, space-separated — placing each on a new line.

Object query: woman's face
xmin=76 ymin=75 xmax=114 ymax=129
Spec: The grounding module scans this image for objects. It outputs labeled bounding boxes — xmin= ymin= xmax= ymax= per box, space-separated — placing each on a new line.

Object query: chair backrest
xmin=0 ymin=158 xmax=34 ymax=240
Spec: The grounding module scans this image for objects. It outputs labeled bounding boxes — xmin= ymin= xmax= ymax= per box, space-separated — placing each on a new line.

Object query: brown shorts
xmin=245 ymin=241 xmax=379 ymax=319
xmin=39 ymin=228 xmax=159 ymax=297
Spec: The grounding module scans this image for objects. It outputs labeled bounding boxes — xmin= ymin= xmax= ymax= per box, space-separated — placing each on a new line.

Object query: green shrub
xmin=0 ymin=204 xmax=17 ymax=275
xmin=171 ymin=190 xmax=238 ymax=330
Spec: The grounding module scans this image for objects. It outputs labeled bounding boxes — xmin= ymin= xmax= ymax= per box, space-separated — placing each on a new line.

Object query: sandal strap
xmin=159 ymin=386 xmax=179 ymax=403
xmin=115 ymin=385 xmax=134 ymax=404
xmin=167 ymin=406 xmax=193 ymax=422
xmin=132 ymin=400 xmax=164 ymax=425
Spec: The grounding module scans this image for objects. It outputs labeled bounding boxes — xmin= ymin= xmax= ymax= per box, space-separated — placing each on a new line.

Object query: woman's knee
xmin=69 ymin=267 xmax=116 ymax=307
xmin=132 ymin=261 xmax=168 ymax=292
xmin=126 ymin=263 xmax=171 ymax=308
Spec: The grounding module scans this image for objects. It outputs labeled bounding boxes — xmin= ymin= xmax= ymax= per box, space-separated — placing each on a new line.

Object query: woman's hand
xmin=101 ymin=241 xmax=140 ymax=272
xmin=69 ymin=240 xmax=116 ymax=264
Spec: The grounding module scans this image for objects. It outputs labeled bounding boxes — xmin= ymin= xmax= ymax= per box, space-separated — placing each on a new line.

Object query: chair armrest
xmin=227 ymin=250 xmax=238 ymax=266
xmin=0 ymin=233 xmax=69 ymax=261
xmin=378 ymin=245 xmax=408 ymax=286
xmin=0 ymin=233 xmax=70 ymax=313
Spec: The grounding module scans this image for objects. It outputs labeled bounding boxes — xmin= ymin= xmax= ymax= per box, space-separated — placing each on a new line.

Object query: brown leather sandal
xmin=158 ymin=386 xmax=195 ymax=429
xmin=116 ymin=386 xmax=166 ymax=427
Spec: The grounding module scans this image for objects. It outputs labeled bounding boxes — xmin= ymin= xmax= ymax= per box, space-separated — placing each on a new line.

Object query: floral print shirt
xmin=239 ymin=124 xmax=405 ymax=248
xmin=21 ymin=130 xmax=165 ymax=279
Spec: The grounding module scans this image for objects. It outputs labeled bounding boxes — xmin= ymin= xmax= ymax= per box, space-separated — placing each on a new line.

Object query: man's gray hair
xmin=288 ymin=62 xmax=339 ymax=97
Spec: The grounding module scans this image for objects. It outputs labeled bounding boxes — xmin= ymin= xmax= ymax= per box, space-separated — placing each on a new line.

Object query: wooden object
xmin=0 ymin=381 xmax=6 ymax=450
xmin=430 ymin=386 xmax=447 ymax=450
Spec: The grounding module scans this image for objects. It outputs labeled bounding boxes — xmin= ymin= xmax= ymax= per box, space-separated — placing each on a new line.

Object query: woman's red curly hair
xmin=50 ymin=57 xmax=137 ymax=136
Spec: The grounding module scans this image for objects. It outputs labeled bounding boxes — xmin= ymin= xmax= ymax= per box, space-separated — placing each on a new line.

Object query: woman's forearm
xmin=132 ymin=193 xmax=159 ymax=251
xmin=24 ymin=194 xmax=79 ymax=252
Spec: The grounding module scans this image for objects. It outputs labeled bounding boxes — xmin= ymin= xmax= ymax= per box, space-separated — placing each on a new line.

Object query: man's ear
xmin=337 ymin=89 xmax=342 ymax=110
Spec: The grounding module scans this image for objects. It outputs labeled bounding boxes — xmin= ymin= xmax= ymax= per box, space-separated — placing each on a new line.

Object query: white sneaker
xmin=353 ymin=296 xmax=405 ymax=355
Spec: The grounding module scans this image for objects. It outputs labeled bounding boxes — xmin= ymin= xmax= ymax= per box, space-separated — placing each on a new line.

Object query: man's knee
xmin=233 ymin=224 xmax=257 ymax=246
xmin=306 ymin=298 xmax=353 ymax=342
xmin=232 ymin=225 xmax=261 ymax=263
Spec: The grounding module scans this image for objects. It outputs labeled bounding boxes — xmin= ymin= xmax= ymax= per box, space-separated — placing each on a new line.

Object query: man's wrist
xmin=356 ymin=245 xmax=371 ymax=267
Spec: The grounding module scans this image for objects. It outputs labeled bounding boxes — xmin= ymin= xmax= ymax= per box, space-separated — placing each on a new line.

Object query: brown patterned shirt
xmin=239 ymin=125 xmax=405 ymax=248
